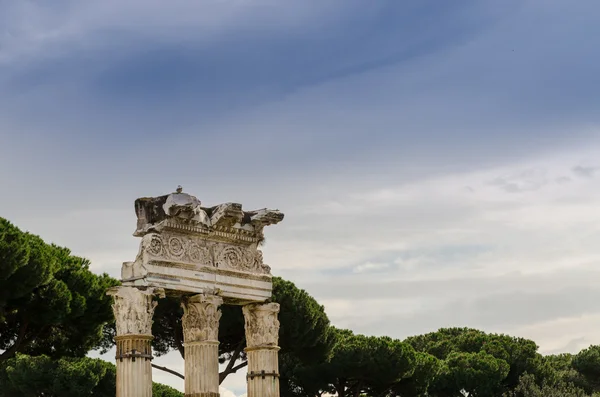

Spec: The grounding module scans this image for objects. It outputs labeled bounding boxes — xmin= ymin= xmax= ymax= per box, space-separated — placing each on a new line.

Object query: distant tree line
xmin=1 ymin=217 xmax=599 ymax=397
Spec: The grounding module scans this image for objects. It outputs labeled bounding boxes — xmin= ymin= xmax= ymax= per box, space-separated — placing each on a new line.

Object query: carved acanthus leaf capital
xmin=242 ymin=302 xmax=280 ymax=348
xmin=107 ymin=286 xmax=165 ymax=336
xmin=181 ymin=294 xmax=223 ymax=343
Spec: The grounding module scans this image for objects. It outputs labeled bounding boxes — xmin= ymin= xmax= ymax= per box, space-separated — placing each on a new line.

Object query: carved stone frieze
xmin=214 ymin=244 xmax=270 ymax=274
xmin=107 ymin=286 xmax=165 ymax=336
xmin=242 ymin=303 xmax=280 ymax=348
xmin=181 ymin=294 xmax=223 ymax=343
xmin=123 ymin=234 xmax=272 ymax=285
xmin=143 ymin=233 xmax=212 ymax=266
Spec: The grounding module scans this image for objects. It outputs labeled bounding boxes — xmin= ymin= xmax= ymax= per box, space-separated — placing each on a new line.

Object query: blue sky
xmin=2 ymin=0 xmax=600 ymax=395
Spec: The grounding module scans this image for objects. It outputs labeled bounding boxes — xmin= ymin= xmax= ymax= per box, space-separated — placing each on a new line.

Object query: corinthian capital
xmin=181 ymin=294 xmax=223 ymax=343
xmin=107 ymin=286 xmax=165 ymax=336
xmin=242 ymin=302 xmax=280 ymax=348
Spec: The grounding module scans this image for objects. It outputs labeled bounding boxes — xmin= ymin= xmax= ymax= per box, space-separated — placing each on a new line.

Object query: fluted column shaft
xmin=182 ymin=294 xmax=223 ymax=397
xmin=243 ymin=303 xmax=281 ymax=397
xmin=107 ymin=286 xmax=164 ymax=397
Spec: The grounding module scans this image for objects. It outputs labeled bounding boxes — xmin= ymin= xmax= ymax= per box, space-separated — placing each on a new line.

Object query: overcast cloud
xmin=2 ymin=0 xmax=600 ymax=395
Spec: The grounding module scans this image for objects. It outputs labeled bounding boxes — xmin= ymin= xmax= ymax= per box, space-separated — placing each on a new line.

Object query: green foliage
xmin=406 ymin=327 xmax=540 ymax=394
xmin=532 ymin=353 xmax=591 ymax=393
xmin=573 ymin=346 xmax=600 ymax=393
xmin=0 ymin=218 xmax=119 ymax=361
xmin=152 ymin=295 xmax=185 ymax=357
xmin=0 ymin=354 xmax=183 ymax=397
xmin=0 ymin=354 xmax=114 ymax=397
xmin=316 ymin=329 xmax=416 ymax=397
xmin=0 ymin=219 xmax=55 ymax=321
xmin=432 ymin=350 xmax=510 ymax=396
xmin=281 ymin=329 xmax=440 ymax=397
xmin=280 ymin=352 xmax=333 ymax=397
xmin=272 ymin=277 xmax=334 ymax=364
xmin=389 ymin=351 xmax=443 ymax=396
xmin=336 ymin=332 xmax=415 ymax=387
xmin=152 ymin=382 xmax=185 ymax=397
xmin=504 ymin=373 xmax=599 ymax=397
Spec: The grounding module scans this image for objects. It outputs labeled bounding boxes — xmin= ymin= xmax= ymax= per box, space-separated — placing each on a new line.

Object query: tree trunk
xmin=0 ymin=320 xmax=28 ymax=362
xmin=218 ymin=339 xmax=246 ymax=384
xmin=353 ymin=385 xmax=359 ymax=397
xmin=174 ymin=322 xmax=184 ymax=358
xmin=337 ymin=380 xmax=347 ymax=397
xmin=151 ymin=364 xmax=185 ymax=380
xmin=352 ymin=380 xmax=363 ymax=397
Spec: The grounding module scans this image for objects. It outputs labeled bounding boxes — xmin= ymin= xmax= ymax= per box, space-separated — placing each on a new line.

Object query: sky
xmin=1 ymin=0 xmax=600 ymax=395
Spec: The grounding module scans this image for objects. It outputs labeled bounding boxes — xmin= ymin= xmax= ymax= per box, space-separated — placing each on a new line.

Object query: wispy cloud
xmin=573 ymin=165 xmax=599 ymax=178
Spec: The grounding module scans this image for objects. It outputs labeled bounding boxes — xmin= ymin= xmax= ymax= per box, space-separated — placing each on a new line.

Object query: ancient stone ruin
xmin=107 ymin=187 xmax=284 ymax=397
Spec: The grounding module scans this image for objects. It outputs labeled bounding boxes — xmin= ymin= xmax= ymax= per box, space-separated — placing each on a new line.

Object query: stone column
xmin=107 ymin=286 xmax=164 ymax=397
xmin=242 ymin=303 xmax=281 ymax=397
xmin=181 ymin=294 xmax=223 ymax=397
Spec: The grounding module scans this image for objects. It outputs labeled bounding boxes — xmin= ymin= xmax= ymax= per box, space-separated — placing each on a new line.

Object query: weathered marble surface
xmin=121 ymin=189 xmax=283 ymax=304
xmin=107 ymin=286 xmax=165 ymax=336
xmin=243 ymin=303 xmax=280 ymax=348
xmin=181 ymin=294 xmax=223 ymax=343
xmin=132 ymin=190 xmax=283 ymax=238
xmin=244 ymin=303 xmax=281 ymax=397
xmin=182 ymin=294 xmax=223 ymax=397
xmin=107 ymin=286 xmax=165 ymax=397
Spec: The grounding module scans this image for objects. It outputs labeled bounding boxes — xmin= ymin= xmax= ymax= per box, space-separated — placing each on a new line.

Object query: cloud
xmin=489 ymin=168 xmax=549 ymax=193
xmin=2 ymin=0 xmax=600 ymax=191
xmin=66 ymin=144 xmax=600 ymax=352
xmin=311 ymin=267 xmax=600 ymax=341
xmin=265 ymin=146 xmax=600 ymax=344
xmin=545 ymin=337 xmax=588 ymax=355
xmin=555 ymin=176 xmax=572 ymax=184
xmin=353 ymin=262 xmax=391 ymax=274
xmin=0 ymin=1 xmax=349 ymax=64
xmin=513 ymin=315 xmax=600 ymax=355
xmin=572 ymin=165 xmax=599 ymax=178
xmin=220 ymin=386 xmax=241 ymax=397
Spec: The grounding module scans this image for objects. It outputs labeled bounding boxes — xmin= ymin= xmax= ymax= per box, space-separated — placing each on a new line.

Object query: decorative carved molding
xmin=138 ymin=233 xmax=270 ymax=275
xmin=143 ymin=233 xmax=212 ymax=266
xmin=107 ymin=287 xmax=165 ymax=336
xmin=214 ymin=244 xmax=270 ymax=274
xmin=181 ymin=294 xmax=223 ymax=343
xmin=242 ymin=303 xmax=280 ymax=348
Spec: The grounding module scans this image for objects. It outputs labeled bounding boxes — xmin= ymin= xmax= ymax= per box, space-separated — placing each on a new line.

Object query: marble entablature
xmin=120 ymin=188 xmax=284 ymax=304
